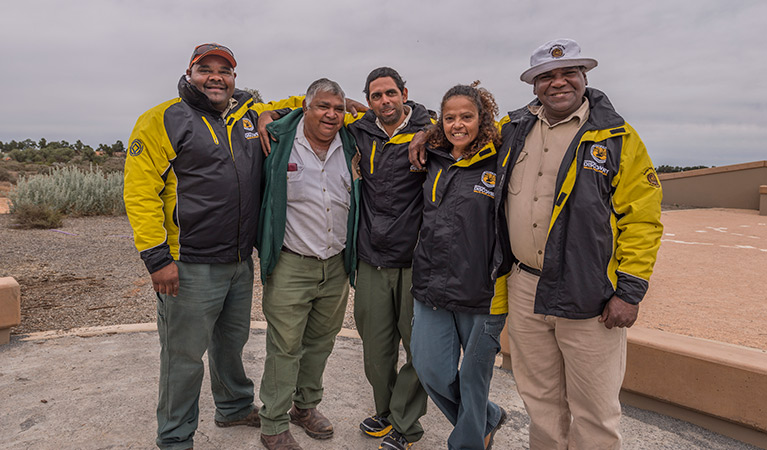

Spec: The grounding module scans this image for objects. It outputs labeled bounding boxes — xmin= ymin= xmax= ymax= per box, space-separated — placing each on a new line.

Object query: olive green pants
xmin=258 ymin=251 xmax=349 ymax=435
xmin=353 ymin=260 xmax=427 ymax=442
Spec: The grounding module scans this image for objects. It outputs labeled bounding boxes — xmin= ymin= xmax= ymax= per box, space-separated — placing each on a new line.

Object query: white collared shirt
xmin=283 ymin=117 xmax=351 ymax=259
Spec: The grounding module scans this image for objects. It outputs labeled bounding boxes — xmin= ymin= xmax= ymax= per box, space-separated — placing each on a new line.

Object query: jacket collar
xmin=428 ymin=141 xmax=497 ymax=167
xmin=177 ymin=74 xmax=251 ymax=117
xmin=353 ymin=100 xmax=432 ymax=138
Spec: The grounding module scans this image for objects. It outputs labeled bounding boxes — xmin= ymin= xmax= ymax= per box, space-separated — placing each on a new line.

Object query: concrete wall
xmin=659 ymin=161 xmax=767 ymax=210
xmin=623 ymin=328 xmax=767 ymax=433
xmin=0 ymin=277 xmax=21 ymax=345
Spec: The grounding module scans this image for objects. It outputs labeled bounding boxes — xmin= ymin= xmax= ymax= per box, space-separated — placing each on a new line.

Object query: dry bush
xmin=12 ymin=203 xmax=63 ymax=229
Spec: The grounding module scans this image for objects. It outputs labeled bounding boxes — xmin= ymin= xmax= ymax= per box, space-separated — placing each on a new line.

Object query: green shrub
xmin=11 ymin=203 xmax=63 ymax=229
xmin=9 ymin=165 xmax=125 ymax=216
xmin=0 ymin=167 xmax=15 ymax=183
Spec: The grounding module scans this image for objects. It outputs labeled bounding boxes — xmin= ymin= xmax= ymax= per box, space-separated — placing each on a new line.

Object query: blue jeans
xmin=156 ymin=258 xmax=255 ymax=450
xmin=411 ymin=300 xmax=506 ymax=450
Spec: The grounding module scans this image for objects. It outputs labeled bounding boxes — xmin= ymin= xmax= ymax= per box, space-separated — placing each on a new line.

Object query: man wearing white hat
xmin=491 ymin=39 xmax=663 ymax=449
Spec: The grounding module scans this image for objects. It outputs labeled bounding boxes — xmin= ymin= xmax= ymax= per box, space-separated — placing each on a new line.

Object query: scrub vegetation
xmin=1 ymin=138 xmax=127 ymax=228
xmin=9 ymin=166 xmax=124 ymax=228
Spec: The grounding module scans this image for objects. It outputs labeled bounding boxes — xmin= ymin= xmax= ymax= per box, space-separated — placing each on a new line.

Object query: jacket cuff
xmin=140 ymin=245 xmax=174 ymax=274
xmin=614 ymin=271 xmax=649 ymax=305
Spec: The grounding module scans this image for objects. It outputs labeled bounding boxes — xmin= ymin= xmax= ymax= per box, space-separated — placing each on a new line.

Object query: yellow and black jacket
xmin=412 ymin=142 xmax=508 ymax=315
xmin=346 ymin=101 xmax=432 ymax=268
xmin=493 ymin=88 xmax=663 ymax=319
xmin=124 ymin=75 xmax=300 ymax=273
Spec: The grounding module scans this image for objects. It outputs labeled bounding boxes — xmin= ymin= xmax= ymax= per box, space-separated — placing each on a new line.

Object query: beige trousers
xmin=507 ymin=264 xmax=626 ymax=450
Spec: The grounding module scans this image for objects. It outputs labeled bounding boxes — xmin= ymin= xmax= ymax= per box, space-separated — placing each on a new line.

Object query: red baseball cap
xmin=189 ymin=43 xmax=237 ymax=69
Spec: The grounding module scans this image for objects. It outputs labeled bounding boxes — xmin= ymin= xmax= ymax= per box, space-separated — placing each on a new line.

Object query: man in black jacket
xmin=124 ymin=43 xmax=300 ymax=450
xmin=345 ymin=67 xmax=431 ymax=450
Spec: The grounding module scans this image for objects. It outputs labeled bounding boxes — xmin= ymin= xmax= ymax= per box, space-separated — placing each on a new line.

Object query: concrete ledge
xmin=658 ymin=160 xmax=767 ymax=181
xmin=760 ymin=185 xmax=767 ymax=216
xmin=0 ymin=277 xmax=21 ymax=345
xmin=623 ymin=327 xmax=767 ymax=433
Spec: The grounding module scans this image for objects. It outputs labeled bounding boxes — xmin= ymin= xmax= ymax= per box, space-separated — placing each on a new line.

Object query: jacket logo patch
xmin=644 ymin=168 xmax=661 ymax=188
xmin=245 ymin=131 xmax=259 ymax=140
xmin=128 ymin=139 xmax=144 ymax=157
xmin=474 ymin=171 xmax=496 ymax=198
xmin=583 ymin=160 xmax=609 ymax=176
xmin=590 ymin=144 xmax=607 ymax=163
xmin=481 ymin=171 xmax=496 ymax=188
xmin=243 ymin=118 xmax=254 ymax=131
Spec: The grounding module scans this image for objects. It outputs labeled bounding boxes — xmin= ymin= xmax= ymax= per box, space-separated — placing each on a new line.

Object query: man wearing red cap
xmin=124 ymin=43 xmax=301 ymax=450
xmin=492 ymin=39 xmax=663 ymax=449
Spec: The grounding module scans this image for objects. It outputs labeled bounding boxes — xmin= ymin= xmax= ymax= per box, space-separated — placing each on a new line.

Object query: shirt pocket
xmin=286 ymin=163 xmax=305 ymax=202
xmin=508 ymin=150 xmax=528 ymax=195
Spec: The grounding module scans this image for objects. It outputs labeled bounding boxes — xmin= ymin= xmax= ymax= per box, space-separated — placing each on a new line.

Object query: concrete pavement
xmin=0 ymin=325 xmax=759 ymax=449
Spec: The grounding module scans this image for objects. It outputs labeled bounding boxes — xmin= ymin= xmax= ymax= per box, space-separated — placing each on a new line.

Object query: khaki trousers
xmin=259 ymin=251 xmax=349 ymax=435
xmin=507 ymin=264 xmax=626 ymax=450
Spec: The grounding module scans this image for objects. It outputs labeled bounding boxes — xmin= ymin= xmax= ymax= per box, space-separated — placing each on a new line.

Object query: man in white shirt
xmin=256 ymin=78 xmax=360 ymax=450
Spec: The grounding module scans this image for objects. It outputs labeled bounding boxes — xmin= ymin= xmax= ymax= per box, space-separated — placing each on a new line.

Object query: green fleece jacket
xmin=257 ymin=108 xmax=360 ymax=285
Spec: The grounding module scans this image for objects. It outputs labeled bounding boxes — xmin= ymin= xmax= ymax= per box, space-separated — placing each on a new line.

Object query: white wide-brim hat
xmin=520 ymin=38 xmax=598 ymax=84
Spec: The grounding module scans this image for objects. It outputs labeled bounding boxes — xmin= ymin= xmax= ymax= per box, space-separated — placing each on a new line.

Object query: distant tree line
xmin=0 ymin=138 xmax=125 ymax=164
xmin=655 ymin=165 xmax=710 ymax=174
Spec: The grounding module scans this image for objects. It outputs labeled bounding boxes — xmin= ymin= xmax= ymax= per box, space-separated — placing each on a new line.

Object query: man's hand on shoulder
xmin=345 ymin=98 xmax=368 ymax=117
xmin=599 ymin=295 xmax=638 ymax=329
xmin=258 ymin=111 xmax=281 ymax=156
xmin=151 ymin=262 xmax=179 ymax=297
xmin=408 ymin=130 xmax=428 ymax=169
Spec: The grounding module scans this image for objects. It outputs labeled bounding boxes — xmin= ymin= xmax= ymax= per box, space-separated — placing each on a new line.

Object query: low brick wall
xmin=623 ymin=327 xmax=767 ymax=433
xmin=0 ymin=277 xmax=21 ymax=345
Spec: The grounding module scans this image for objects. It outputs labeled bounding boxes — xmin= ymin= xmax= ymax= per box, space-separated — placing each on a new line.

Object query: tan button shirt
xmin=505 ymin=99 xmax=590 ymax=270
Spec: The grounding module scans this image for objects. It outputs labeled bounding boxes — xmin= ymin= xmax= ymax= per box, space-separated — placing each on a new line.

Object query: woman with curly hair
xmin=410 ymin=82 xmax=508 ymax=450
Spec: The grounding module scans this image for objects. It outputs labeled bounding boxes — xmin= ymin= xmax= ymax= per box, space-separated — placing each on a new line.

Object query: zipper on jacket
xmin=431 ymin=169 xmax=443 ymax=202
xmin=369 ymin=141 xmax=376 ymax=174
xmin=201 ymin=116 xmax=220 ymax=145
xmin=224 ymin=116 xmax=243 ymax=262
xmin=370 ymin=133 xmax=417 ymax=175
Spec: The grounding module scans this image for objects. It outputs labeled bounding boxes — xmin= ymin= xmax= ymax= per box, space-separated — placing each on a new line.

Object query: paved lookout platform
xmin=0 ymin=325 xmax=759 ymax=450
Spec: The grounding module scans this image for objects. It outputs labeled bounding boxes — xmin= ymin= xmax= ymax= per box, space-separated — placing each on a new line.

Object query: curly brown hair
xmin=426 ymin=81 xmax=501 ymax=158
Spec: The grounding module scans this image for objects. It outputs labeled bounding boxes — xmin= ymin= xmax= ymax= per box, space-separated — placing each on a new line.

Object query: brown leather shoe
xmin=260 ymin=430 xmax=303 ymax=450
xmin=288 ymin=405 xmax=333 ymax=439
xmin=214 ymin=409 xmax=261 ymax=428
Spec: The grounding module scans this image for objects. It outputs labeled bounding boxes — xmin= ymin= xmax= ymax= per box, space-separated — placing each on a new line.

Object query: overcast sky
xmin=1 ymin=0 xmax=765 ymax=166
